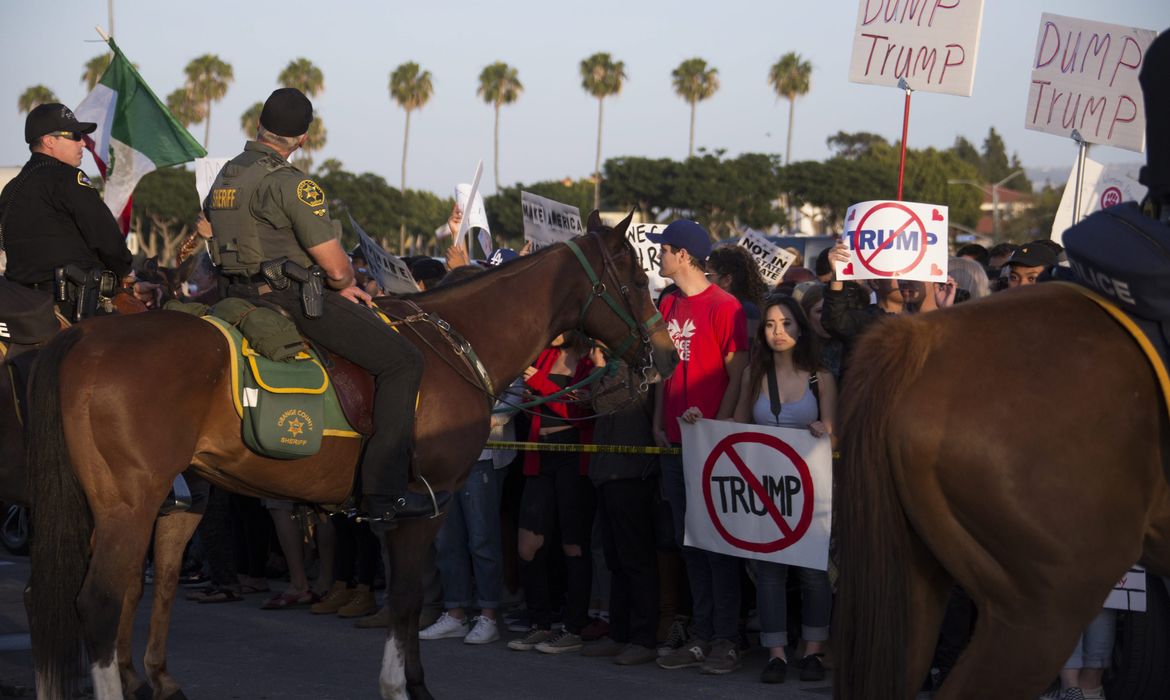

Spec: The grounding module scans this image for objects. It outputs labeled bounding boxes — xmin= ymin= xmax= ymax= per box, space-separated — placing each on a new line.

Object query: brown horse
xmin=833 ymin=282 xmax=1170 ymax=700
xmin=26 ymin=212 xmax=678 ymax=700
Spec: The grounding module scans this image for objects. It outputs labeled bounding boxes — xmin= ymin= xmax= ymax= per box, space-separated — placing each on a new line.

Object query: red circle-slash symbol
xmin=850 ymin=202 xmax=929 ymax=277
xmin=701 ymin=432 xmax=814 ymax=553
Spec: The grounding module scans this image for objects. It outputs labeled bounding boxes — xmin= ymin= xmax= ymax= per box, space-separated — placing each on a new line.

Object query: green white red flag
xmin=74 ymin=39 xmax=206 ymax=233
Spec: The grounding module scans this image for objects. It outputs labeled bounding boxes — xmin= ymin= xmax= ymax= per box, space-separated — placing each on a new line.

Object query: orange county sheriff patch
xmin=77 ymin=172 xmax=95 ymax=188
xmin=296 ymin=179 xmax=325 ymax=208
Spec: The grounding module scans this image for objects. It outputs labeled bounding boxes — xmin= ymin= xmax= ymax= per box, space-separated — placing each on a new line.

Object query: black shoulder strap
xmin=809 ymin=371 xmax=821 ymax=421
xmin=766 ymin=367 xmax=782 ymax=425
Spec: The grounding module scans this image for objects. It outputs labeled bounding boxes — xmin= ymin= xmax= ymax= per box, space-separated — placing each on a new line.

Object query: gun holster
xmin=260 ymin=257 xmax=324 ymax=319
xmin=54 ymin=264 xmax=102 ymax=322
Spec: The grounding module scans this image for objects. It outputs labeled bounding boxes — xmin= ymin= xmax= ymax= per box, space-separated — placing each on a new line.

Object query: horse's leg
xmin=81 ymin=514 xmax=158 ymax=700
xmin=144 ymin=511 xmax=202 ymax=700
xmin=116 ymin=557 xmax=150 ymax=700
xmin=378 ymin=519 xmax=443 ymax=700
xmin=904 ymin=528 xmax=952 ymax=693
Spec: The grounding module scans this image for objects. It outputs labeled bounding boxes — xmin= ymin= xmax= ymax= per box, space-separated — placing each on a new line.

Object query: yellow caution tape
xmin=483 ymin=440 xmax=680 ymax=456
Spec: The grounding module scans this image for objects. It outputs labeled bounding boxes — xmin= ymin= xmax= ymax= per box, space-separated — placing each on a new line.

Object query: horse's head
xmin=573 ymin=210 xmax=679 ymax=384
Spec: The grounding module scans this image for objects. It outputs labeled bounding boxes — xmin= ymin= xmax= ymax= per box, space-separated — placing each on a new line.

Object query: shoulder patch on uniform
xmin=76 ymin=172 xmax=95 ymax=189
xmin=296 ymin=179 xmax=325 ymax=208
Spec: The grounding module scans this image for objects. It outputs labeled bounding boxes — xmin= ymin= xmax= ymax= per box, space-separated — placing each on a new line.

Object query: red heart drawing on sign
xmin=841 ymin=262 xmax=854 ymax=276
xmin=932 ymin=209 xmax=944 ymax=221
xmin=930 ymin=263 xmax=943 ymax=276
xmin=847 ymin=209 xmax=856 ymax=222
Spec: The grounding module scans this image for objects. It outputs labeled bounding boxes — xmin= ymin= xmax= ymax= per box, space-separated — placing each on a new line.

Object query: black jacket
xmin=588 ymin=362 xmax=658 ymax=485
xmin=0 ymin=153 xmax=131 ymax=285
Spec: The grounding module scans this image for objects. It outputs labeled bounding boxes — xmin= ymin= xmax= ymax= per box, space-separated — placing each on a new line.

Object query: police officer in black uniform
xmin=205 ymin=88 xmax=446 ymax=521
xmin=0 ymin=103 xmax=132 ymax=320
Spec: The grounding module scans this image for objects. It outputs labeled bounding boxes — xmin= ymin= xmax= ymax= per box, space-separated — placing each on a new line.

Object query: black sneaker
xmin=760 ymin=656 xmax=787 ymax=684
xmin=797 ymin=653 xmax=826 ymax=682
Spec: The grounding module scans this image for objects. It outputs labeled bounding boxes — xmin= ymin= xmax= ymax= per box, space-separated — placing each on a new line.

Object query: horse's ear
xmin=586 ymin=210 xmax=603 ymax=232
xmin=614 ymin=208 xmax=635 ymax=237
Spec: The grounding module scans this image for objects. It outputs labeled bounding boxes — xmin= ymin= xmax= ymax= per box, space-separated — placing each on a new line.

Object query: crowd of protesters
xmin=153 ymin=211 xmax=1100 ymax=698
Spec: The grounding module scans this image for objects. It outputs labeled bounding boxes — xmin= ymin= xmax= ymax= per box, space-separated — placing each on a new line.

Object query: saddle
xmin=0 ymin=278 xmax=70 ymax=424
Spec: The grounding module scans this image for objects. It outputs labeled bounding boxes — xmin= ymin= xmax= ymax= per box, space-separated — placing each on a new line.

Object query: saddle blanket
xmin=202 ymin=315 xmax=360 ymax=460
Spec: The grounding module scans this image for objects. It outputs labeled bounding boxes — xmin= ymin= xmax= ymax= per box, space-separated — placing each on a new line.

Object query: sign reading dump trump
xmin=681 ymin=419 xmax=832 ymax=569
xmin=1025 ymin=14 xmax=1156 ymax=153
xmin=837 ymin=200 xmax=948 ymax=282
xmin=521 ymin=191 xmax=583 ymax=251
xmin=848 ymin=0 xmax=985 ymax=97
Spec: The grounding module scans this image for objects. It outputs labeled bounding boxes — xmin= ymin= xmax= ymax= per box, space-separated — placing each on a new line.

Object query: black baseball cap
xmin=25 ymin=103 xmax=96 ymax=144
xmin=260 ymin=88 xmax=314 ymax=137
xmin=1006 ymin=242 xmax=1058 ymax=268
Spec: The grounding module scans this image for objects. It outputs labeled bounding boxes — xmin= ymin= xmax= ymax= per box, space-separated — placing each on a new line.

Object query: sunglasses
xmin=49 ymin=131 xmax=83 ymax=142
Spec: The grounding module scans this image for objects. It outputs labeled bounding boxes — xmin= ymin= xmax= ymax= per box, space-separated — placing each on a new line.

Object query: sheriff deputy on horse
xmin=0 ymin=103 xmax=133 ymax=322
xmin=204 ymin=87 xmax=448 ymax=521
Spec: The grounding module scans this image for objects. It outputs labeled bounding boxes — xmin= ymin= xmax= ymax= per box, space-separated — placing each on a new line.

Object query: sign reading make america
xmin=681 ymin=419 xmax=832 ymax=569
xmin=521 ymin=191 xmax=584 ymax=251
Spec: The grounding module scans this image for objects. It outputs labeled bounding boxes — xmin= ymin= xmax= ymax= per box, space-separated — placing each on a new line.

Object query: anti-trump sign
xmin=838 ymin=200 xmax=948 ymax=282
xmin=1025 ymin=14 xmax=1157 ymax=153
xmin=350 ymin=215 xmax=420 ymax=295
xmin=681 ymin=419 xmax=832 ymax=569
xmin=737 ymin=229 xmax=796 ymax=286
xmin=624 ymin=222 xmax=669 ymax=298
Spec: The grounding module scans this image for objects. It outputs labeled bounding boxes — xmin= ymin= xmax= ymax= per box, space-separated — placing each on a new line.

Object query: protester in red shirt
xmin=648 ymin=220 xmax=749 ymax=676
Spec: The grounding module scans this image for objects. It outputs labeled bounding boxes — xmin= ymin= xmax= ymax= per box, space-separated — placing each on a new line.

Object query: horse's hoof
xmin=406 ymin=683 xmax=434 ymax=700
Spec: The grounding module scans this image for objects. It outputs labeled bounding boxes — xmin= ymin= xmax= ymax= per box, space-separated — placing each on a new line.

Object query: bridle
xmin=565 ymin=230 xmax=665 ymax=393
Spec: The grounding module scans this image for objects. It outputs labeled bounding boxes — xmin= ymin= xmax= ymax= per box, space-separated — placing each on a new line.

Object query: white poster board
xmin=194 ymin=157 xmax=230 ymax=207
xmin=521 ymin=191 xmax=583 ymax=251
xmin=1050 ymin=157 xmax=1146 ymax=245
xmin=838 ymin=200 xmax=948 ymax=282
xmin=681 ymin=419 xmax=832 ymax=569
xmin=624 ymin=222 xmax=669 ymax=299
xmin=737 ymin=229 xmax=797 ymax=286
xmin=349 ymin=214 xmax=420 ymax=295
xmin=1105 ymin=565 xmax=1147 ymax=612
xmin=848 ymin=0 xmax=984 ymax=97
xmin=1025 ymin=14 xmax=1157 ymax=153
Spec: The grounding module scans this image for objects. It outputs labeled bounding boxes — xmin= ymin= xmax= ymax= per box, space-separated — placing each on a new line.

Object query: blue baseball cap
xmin=646 ymin=220 xmax=712 ymax=262
xmin=488 ymin=248 xmax=519 ymax=266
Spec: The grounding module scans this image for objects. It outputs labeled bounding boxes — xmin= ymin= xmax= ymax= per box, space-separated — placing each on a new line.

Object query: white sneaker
xmin=463 ymin=616 xmax=500 ymax=644
xmin=418 ymin=612 xmax=469 ymax=640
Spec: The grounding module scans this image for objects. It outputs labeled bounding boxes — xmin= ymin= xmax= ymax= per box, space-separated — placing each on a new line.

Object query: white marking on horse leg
xmin=379 ymin=632 xmax=408 ymax=700
xmin=90 ymin=652 xmax=123 ymax=700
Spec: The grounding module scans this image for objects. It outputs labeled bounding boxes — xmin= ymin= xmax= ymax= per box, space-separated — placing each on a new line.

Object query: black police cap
xmin=260 ymin=88 xmax=314 ymax=137
xmin=25 ymin=103 xmax=97 ymax=144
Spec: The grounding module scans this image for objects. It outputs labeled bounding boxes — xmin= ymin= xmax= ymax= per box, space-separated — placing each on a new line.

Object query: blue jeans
xmin=1064 ymin=609 xmax=1116 ymax=669
xmin=434 ymin=459 xmax=504 ymax=609
xmin=660 ymin=452 xmax=741 ymax=642
xmin=752 ymin=560 xmax=832 ymax=649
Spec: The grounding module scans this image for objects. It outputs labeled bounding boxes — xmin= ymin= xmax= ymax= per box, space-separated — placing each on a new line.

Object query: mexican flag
xmin=74 ymin=39 xmax=206 ymax=233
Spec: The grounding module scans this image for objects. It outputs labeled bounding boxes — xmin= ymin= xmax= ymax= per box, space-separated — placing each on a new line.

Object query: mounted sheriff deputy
xmin=205 ymin=87 xmax=448 ymax=521
xmin=0 ymin=102 xmax=133 ymax=322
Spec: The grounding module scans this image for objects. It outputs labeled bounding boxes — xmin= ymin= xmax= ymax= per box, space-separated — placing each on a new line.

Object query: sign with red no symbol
xmin=838 ymin=200 xmax=949 ymax=283
xmin=681 ymin=419 xmax=832 ymax=569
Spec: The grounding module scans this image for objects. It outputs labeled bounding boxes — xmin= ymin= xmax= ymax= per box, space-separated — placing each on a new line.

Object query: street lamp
xmin=947 ymin=170 xmax=1025 ymax=240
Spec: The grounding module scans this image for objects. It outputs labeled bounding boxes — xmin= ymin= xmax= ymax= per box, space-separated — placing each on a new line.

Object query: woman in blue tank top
xmin=732 ymin=294 xmax=838 ymax=684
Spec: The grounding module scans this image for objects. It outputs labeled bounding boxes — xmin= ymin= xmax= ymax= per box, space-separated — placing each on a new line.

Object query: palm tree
xmin=17 ymin=85 xmax=58 ymax=114
xmin=389 ymin=62 xmax=434 ymax=254
xmin=183 ymin=54 xmax=234 ymax=149
xmin=671 ymin=58 xmax=719 ymax=158
xmin=477 ymin=62 xmax=523 ymax=192
xmin=166 ymin=87 xmax=206 ymax=128
xmin=294 ymin=113 xmax=327 ymax=172
xmin=580 ymin=52 xmax=626 ymax=211
xmin=240 ymin=101 xmax=264 ymax=136
xmin=278 ymin=58 xmax=325 ymax=97
xmin=82 ymin=53 xmax=112 ymax=91
xmin=768 ymin=52 xmax=813 ymax=165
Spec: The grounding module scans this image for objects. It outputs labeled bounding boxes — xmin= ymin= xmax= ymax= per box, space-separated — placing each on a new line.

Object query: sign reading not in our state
xmin=1025 ymin=13 xmax=1157 ymax=153
xmin=737 ymin=229 xmax=796 ymax=286
xmin=681 ymin=419 xmax=832 ymax=569
xmin=848 ymin=0 xmax=985 ymax=97
xmin=521 ymin=191 xmax=583 ymax=251
xmin=838 ymin=200 xmax=948 ymax=282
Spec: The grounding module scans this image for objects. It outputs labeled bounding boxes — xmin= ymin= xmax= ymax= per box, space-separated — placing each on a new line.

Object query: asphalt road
xmin=0 ymin=553 xmax=848 ymax=699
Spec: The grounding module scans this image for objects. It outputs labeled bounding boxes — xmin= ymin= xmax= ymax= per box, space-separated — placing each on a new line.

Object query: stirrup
xmin=159 ymin=475 xmax=192 ymax=516
xmin=416 ymin=473 xmax=441 ymax=519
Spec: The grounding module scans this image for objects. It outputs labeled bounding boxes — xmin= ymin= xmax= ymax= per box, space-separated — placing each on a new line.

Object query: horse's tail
xmin=833 ymin=316 xmax=939 ymax=700
xmin=27 ymin=327 xmax=91 ymax=699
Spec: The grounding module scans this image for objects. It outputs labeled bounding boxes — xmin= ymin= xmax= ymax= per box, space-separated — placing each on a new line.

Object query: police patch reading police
xmin=838 ymin=199 xmax=949 ymax=282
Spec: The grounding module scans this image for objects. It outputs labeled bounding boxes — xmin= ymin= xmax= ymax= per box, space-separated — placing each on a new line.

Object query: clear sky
xmin=2 ymin=0 xmax=1167 ymax=195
